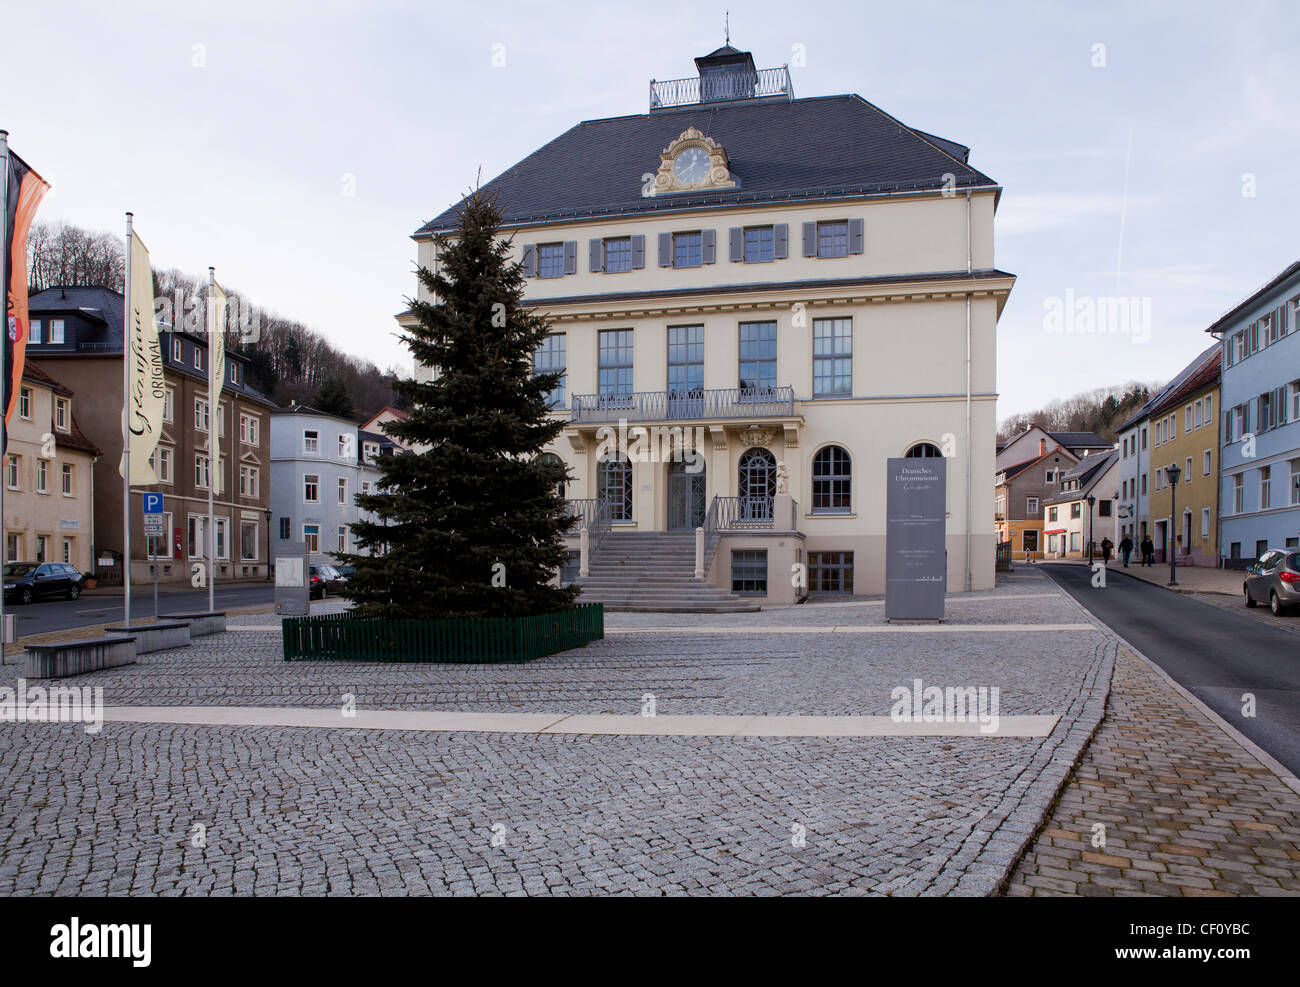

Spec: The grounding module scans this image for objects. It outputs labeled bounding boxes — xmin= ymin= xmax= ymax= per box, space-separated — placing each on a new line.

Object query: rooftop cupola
xmin=649 ymin=41 xmax=793 ymax=111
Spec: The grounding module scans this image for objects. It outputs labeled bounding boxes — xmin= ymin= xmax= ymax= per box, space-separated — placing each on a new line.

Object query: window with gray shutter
xmin=849 ymin=218 xmax=865 ymax=254
xmin=774 ymin=223 xmax=788 ymax=259
xmin=563 ymin=240 xmax=577 ymax=275
xmin=537 ymin=243 xmax=565 ymax=278
xmin=631 ymin=234 xmax=645 ymax=269
xmin=701 ymin=229 xmax=716 ymax=265
xmin=802 ymin=222 xmax=816 ymax=257
xmin=521 ymin=244 xmax=537 ymax=277
xmin=602 ymin=237 xmax=632 ymax=273
xmin=589 ymin=239 xmax=603 ymax=273
xmin=729 ymin=228 xmax=743 ymax=263
xmin=658 ymin=232 xmax=672 ymax=267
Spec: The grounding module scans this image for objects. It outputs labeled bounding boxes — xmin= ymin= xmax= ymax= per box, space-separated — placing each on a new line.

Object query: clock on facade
xmin=672 ymin=147 xmax=711 ymax=186
xmin=645 ymin=126 xmax=737 ymax=197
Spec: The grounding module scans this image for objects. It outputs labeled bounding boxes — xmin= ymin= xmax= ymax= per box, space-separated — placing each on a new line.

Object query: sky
xmin=4 ymin=0 xmax=1298 ymax=422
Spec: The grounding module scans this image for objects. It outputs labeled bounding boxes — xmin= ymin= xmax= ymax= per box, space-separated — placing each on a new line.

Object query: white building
xmin=404 ymin=42 xmax=1015 ymax=608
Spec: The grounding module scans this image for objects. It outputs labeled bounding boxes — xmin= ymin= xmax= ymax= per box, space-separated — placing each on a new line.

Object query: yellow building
xmin=404 ymin=42 xmax=1014 ymax=608
xmin=1146 ymin=350 xmax=1221 ymax=566
xmin=2 ymin=361 xmax=101 ymax=573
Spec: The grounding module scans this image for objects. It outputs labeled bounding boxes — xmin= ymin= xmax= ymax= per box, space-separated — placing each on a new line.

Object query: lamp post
xmin=1165 ymin=463 xmax=1182 ymax=585
xmin=265 ymin=507 xmax=273 ymax=581
xmin=1087 ymin=494 xmax=1096 ymax=563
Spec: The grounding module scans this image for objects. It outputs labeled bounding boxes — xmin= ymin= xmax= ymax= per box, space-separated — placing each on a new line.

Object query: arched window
xmin=597 ymin=452 xmax=632 ymax=521
xmin=906 ymin=442 xmax=944 ymax=458
xmin=538 ymin=452 xmax=566 ymax=499
xmin=737 ymin=447 xmax=776 ymax=521
xmin=811 ymin=445 xmax=851 ymax=514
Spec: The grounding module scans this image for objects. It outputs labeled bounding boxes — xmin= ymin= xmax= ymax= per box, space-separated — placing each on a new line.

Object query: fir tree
xmin=337 ymin=188 xmax=577 ymax=619
xmin=316 ymin=375 xmax=355 ymax=420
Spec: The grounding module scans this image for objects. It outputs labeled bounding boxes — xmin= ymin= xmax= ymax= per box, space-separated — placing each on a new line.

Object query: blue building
xmin=1209 ymin=260 xmax=1300 ymax=566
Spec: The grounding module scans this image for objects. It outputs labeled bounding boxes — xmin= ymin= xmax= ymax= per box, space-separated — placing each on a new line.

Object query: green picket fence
xmin=281 ymin=604 xmax=604 ymax=663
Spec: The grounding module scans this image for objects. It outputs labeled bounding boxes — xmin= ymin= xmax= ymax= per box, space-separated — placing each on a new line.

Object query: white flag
xmin=120 ymin=230 xmax=165 ymax=484
xmin=209 ymin=279 xmax=227 ymax=495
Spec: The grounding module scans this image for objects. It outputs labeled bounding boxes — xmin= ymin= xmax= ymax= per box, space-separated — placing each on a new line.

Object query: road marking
xmin=89 ymin=705 xmax=1058 ymax=738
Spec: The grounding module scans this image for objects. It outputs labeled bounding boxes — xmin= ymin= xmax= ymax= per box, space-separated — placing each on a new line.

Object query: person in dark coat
xmin=1101 ymin=537 xmax=1113 ymax=566
xmin=1140 ymin=536 xmax=1155 ymax=566
xmin=1119 ymin=535 xmax=1133 ymax=567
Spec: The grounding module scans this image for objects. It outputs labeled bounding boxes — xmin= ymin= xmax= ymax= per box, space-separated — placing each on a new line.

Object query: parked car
xmin=1243 ymin=550 xmax=1300 ymax=616
xmin=2 ymin=562 xmax=87 ymax=604
xmin=309 ymin=564 xmax=346 ymax=599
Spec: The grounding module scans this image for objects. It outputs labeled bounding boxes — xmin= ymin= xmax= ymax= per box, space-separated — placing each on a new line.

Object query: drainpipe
xmin=964 ymin=189 xmax=973 ymax=592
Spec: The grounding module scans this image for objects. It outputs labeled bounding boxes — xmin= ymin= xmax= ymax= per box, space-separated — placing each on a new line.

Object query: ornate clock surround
xmin=648 ymin=127 xmax=738 ymax=196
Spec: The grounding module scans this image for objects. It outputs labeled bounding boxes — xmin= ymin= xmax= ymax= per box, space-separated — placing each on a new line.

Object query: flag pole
xmin=122 ymin=212 xmax=133 ymax=627
xmin=0 ymin=130 xmax=10 ymax=657
xmin=207 ymin=266 xmax=216 ymax=613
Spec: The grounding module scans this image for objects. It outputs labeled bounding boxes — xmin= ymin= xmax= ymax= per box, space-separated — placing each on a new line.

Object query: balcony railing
xmin=570 ymin=386 xmax=795 ymax=425
xmin=702 ymin=494 xmax=798 ymax=570
xmin=649 ymin=66 xmax=794 ymax=110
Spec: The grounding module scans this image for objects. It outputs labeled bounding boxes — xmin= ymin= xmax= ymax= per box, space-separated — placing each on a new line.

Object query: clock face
xmin=672 ymin=146 xmax=711 ymax=185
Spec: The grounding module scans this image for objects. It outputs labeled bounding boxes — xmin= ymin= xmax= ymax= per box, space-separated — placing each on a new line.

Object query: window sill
xmin=808 ymin=511 xmax=856 ymax=519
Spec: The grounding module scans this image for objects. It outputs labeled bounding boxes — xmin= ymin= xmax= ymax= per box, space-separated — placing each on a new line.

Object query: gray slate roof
xmin=1043 ymin=449 xmax=1119 ymax=506
xmin=1047 ymin=430 xmax=1111 ymax=449
xmin=416 ymin=94 xmax=998 ymax=235
xmin=28 ymin=285 xmax=125 ymax=347
xmin=1116 ymin=342 xmax=1219 ymax=432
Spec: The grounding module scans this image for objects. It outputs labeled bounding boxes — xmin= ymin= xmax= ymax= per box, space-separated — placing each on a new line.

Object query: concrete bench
xmin=105 ymin=620 xmax=192 ymax=654
xmin=163 ymin=611 xmax=227 ymax=637
xmin=26 ymin=636 xmax=137 ymax=679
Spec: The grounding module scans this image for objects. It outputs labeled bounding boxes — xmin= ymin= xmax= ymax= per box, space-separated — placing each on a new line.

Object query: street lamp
xmin=1087 ymin=494 xmax=1096 ymax=562
xmin=1165 ymin=462 xmax=1182 ymax=586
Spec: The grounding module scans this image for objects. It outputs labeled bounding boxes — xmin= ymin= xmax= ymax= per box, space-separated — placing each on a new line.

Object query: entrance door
xmin=1022 ymin=530 xmax=1039 ymax=554
xmin=668 ymin=461 xmax=707 ymax=530
xmin=1155 ymin=520 xmax=1168 ymax=563
xmin=737 ymin=447 xmax=776 ymax=522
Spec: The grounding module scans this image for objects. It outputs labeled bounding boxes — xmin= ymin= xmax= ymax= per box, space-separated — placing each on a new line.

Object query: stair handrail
xmin=589 ymin=498 xmax=611 ymax=555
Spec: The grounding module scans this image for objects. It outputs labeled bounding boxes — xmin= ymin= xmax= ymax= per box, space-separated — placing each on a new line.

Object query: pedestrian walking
xmin=1140 ymin=536 xmax=1154 ymax=567
xmin=1119 ymin=535 xmax=1133 ymax=567
xmin=1101 ymin=537 xmax=1113 ymax=566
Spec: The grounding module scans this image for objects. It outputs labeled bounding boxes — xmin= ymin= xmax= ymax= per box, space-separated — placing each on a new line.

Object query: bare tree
xmin=27 ymin=221 xmax=125 ymax=293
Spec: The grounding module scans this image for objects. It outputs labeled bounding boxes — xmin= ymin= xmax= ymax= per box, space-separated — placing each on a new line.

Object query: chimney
xmin=1039 ymin=438 xmax=1047 ymax=456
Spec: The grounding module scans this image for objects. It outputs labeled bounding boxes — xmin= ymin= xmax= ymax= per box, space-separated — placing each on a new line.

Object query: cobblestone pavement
xmin=1 ymin=570 xmax=1111 ymax=895
xmin=1004 ymin=649 xmax=1300 ymax=896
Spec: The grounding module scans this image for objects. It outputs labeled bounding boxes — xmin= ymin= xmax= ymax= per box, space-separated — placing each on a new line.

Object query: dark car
xmin=3 ymin=562 xmax=86 ymax=604
xmin=1243 ymin=550 xmax=1300 ymax=616
xmin=309 ymin=564 xmax=346 ymax=599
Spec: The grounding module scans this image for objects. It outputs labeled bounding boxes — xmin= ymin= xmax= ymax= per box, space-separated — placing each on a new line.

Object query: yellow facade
xmin=2 ymin=368 xmax=99 ymax=572
xmin=409 ymin=193 xmax=1011 ymax=598
xmin=1147 ymin=382 xmax=1219 ymax=565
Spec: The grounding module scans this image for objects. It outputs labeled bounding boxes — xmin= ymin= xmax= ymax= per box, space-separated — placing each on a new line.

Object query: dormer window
xmin=29 ymin=320 xmax=41 ymax=344
xmin=49 ymin=319 xmax=65 ymax=344
xmin=173 ymin=337 xmax=183 ymax=362
xmin=55 ymin=398 xmax=69 ymax=432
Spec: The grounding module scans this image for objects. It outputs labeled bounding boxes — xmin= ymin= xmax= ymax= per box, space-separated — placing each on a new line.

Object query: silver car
xmin=1243 ymin=550 xmax=1300 ymax=616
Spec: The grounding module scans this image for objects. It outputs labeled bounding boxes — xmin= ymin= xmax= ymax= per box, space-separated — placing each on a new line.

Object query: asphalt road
xmin=1042 ymin=563 xmax=1300 ymax=778
xmin=3 ymin=583 xmax=275 ymax=638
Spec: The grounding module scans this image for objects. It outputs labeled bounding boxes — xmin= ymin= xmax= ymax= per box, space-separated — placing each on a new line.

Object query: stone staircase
xmin=573 ymin=531 xmax=760 ymax=613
